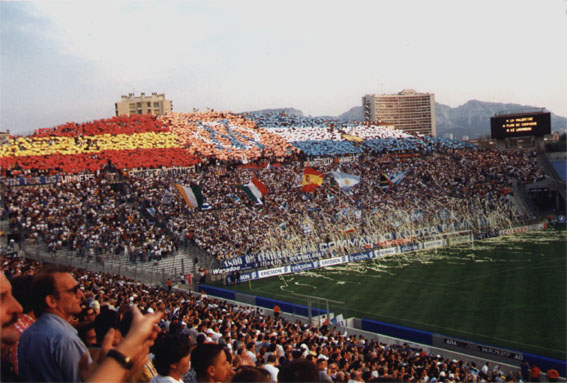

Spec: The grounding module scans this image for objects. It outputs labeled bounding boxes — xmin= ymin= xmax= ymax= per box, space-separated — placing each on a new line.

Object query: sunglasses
xmin=56 ymin=283 xmax=81 ymax=295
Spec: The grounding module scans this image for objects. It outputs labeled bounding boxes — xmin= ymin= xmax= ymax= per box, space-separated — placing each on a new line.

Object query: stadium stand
xmin=0 ymin=113 xmax=545 ymax=266
xmin=0 ymin=111 xmax=562 ymax=382
xmin=2 ymin=256 xmax=563 ymax=382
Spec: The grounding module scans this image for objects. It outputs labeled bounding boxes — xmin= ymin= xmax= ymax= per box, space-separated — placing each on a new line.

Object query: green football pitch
xmin=214 ymin=228 xmax=566 ymax=360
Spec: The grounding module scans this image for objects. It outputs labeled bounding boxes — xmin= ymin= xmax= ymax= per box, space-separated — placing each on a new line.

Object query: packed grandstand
xmin=2 ymin=255 xmax=543 ymax=383
xmin=1 ymin=111 xmax=562 ymax=382
xmin=1 ymin=112 xmax=544 ymax=268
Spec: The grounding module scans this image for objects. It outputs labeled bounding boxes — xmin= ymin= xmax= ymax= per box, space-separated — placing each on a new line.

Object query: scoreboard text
xmin=491 ymin=112 xmax=551 ymax=139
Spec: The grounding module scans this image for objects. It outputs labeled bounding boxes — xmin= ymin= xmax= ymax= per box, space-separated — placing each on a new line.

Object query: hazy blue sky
xmin=1 ymin=0 xmax=566 ymax=134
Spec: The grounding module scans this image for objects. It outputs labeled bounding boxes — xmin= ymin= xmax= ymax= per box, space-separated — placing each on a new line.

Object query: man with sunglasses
xmin=18 ymin=265 xmax=90 ymax=382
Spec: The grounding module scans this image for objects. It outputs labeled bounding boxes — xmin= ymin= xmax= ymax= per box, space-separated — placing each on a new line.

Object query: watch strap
xmin=106 ymin=349 xmax=134 ymax=370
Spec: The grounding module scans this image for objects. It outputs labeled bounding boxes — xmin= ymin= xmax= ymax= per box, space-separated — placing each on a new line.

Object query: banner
xmin=213 ymin=223 xmax=544 ymax=275
xmin=1 ymin=173 xmax=95 ymax=186
xmin=129 ymin=166 xmax=195 ymax=177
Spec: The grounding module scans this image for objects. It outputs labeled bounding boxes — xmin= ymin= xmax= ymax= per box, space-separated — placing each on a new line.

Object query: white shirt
xmin=150 ymin=375 xmax=183 ymax=383
xmin=264 ymin=364 xmax=279 ymax=383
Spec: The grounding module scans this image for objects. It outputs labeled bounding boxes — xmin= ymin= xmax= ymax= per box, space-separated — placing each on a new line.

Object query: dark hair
xmin=191 ymin=343 xmax=225 ymax=379
xmin=31 ymin=265 xmax=73 ymax=317
xmin=119 ymin=308 xmax=134 ymax=337
xmin=10 ymin=275 xmax=34 ymax=314
xmin=278 ymin=359 xmax=319 ymax=383
xmin=232 ymin=366 xmax=270 ymax=383
xmin=153 ymin=335 xmax=191 ymax=377
xmin=196 ymin=333 xmax=206 ymax=345
xmin=94 ymin=309 xmax=120 ymax=344
xmin=77 ymin=322 xmax=95 ymax=346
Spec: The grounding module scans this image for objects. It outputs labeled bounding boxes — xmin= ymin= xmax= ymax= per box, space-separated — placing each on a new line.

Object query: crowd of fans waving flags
xmin=0 ymin=110 xmax=546 ymax=266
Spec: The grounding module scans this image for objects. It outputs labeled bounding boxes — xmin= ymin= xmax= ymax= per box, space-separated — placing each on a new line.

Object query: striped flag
xmin=379 ymin=173 xmax=392 ymax=190
xmin=174 ymin=184 xmax=204 ymax=208
xmin=330 ymin=171 xmax=360 ymax=191
xmin=240 ymin=176 xmax=269 ymax=204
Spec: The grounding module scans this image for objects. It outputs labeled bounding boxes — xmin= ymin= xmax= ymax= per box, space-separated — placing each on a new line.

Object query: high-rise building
xmin=115 ymin=92 xmax=172 ymax=117
xmin=362 ymin=90 xmax=436 ymax=136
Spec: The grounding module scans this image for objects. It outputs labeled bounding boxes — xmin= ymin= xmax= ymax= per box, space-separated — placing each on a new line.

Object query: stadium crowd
xmin=2 ymin=255 xmax=552 ymax=383
xmin=0 ymin=111 xmax=546 ymax=267
xmin=2 ymin=145 xmax=542 ymax=263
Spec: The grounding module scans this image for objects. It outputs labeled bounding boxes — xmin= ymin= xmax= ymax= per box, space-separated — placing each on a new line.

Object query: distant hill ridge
xmin=247 ymin=101 xmax=566 ymax=139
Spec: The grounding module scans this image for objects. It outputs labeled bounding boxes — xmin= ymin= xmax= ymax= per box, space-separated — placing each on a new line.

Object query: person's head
xmin=94 ymin=308 xmax=121 ymax=346
xmin=31 ymin=265 xmax=84 ymax=321
xmin=9 ymin=275 xmax=34 ymax=315
xmin=191 ymin=343 xmax=232 ymax=382
xmin=77 ymin=322 xmax=97 ymax=347
xmin=317 ymin=358 xmax=328 ymax=371
xmin=0 ymin=272 xmax=23 ymax=346
xmin=153 ymin=334 xmax=192 ymax=380
xmin=327 ymin=362 xmax=339 ymax=378
xmin=278 ymin=359 xmax=319 ymax=383
xmin=232 ymin=366 xmax=270 ymax=383
xmin=79 ymin=307 xmax=97 ymax=323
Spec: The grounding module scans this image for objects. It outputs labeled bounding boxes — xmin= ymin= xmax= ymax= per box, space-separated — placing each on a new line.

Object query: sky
xmin=1 ymin=0 xmax=566 ymax=135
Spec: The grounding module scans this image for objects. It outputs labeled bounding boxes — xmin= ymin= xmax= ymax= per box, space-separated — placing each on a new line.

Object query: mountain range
xmin=249 ymin=101 xmax=567 ymax=140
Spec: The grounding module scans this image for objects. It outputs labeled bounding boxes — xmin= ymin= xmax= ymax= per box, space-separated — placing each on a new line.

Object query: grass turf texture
xmin=215 ymin=228 xmax=566 ymax=360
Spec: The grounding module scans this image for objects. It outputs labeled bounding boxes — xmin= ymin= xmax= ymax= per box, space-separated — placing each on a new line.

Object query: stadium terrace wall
xmin=214 ymin=222 xmax=473 ymax=274
xmin=198 ymin=284 xmax=566 ymax=377
xmin=215 ymin=223 xmax=547 ymax=279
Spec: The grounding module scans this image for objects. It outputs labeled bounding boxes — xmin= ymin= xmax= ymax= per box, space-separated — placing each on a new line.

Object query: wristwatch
xmin=106 ymin=349 xmax=134 ymax=370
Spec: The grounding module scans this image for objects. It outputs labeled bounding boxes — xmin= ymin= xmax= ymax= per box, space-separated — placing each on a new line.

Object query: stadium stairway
xmin=511 ymin=180 xmax=538 ymax=219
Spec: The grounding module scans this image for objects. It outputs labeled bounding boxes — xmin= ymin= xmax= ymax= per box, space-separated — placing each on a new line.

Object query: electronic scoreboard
xmin=490 ymin=112 xmax=551 ymax=139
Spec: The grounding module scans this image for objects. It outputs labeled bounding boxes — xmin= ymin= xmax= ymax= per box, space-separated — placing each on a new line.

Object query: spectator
xmin=278 ymin=359 xmax=319 ymax=383
xmin=90 ymin=308 xmax=122 ymax=360
xmin=6 ymin=274 xmax=36 ymax=377
xmin=18 ymin=265 xmax=90 ymax=382
xmin=530 ymin=364 xmax=541 ymax=382
xmin=77 ymin=322 xmax=97 ymax=348
xmin=151 ymin=334 xmax=192 ymax=383
xmin=120 ymin=308 xmax=159 ymax=383
xmin=263 ymin=354 xmax=279 ymax=383
xmin=327 ymin=362 xmax=339 ymax=382
xmin=317 ymin=358 xmax=332 ymax=383
xmin=85 ymin=305 xmax=162 ymax=383
xmin=191 ymin=343 xmax=232 ymax=383
xmin=546 ymin=368 xmax=560 ymax=382
xmin=232 ymin=366 xmax=270 ymax=383
xmin=0 ymin=271 xmax=24 ymax=382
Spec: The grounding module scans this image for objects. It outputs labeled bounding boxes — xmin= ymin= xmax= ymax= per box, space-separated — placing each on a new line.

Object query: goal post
xmin=433 ymin=230 xmax=474 ymax=246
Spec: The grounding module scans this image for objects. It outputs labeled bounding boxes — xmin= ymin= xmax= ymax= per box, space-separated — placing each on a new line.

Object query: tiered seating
xmin=0 ymin=115 xmax=200 ymax=175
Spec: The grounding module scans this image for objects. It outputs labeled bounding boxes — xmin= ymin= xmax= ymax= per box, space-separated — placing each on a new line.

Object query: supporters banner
xmin=129 ymin=167 xmax=195 ymax=177
xmin=498 ymin=223 xmax=546 ymax=236
xmin=1 ymin=173 xmax=95 ymax=186
xmin=214 ymin=222 xmax=528 ymax=275
xmin=433 ymin=335 xmax=523 ymax=364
